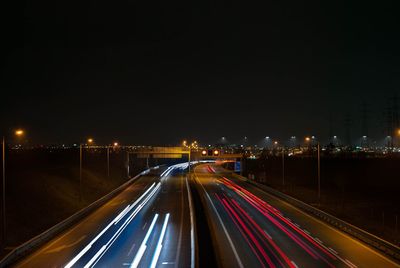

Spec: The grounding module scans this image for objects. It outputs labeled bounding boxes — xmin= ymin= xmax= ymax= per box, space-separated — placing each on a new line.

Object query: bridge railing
xmin=234 ymin=174 xmax=400 ymax=262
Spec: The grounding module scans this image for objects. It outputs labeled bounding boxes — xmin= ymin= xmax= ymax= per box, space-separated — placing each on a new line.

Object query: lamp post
xmin=2 ymin=129 xmax=24 ymax=248
xmin=305 ymin=137 xmax=321 ymax=203
xmin=79 ymin=138 xmax=93 ymax=203
xmin=107 ymin=142 xmax=118 ymax=178
xmin=1 ymin=136 xmax=5 ymax=249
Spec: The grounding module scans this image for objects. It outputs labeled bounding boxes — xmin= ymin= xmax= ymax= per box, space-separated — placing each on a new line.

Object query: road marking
xmin=84 ymin=245 xmax=106 ymax=268
xmin=227 ymin=172 xmax=400 ymax=268
xmin=291 ymin=260 xmax=299 ymax=268
xmin=345 ymin=259 xmax=358 ymax=268
xmin=263 ymin=230 xmax=272 ymax=240
xmin=127 ymin=243 xmax=136 ymax=256
xmin=314 ymin=237 xmax=323 ymax=244
xmin=64 ymin=183 xmax=159 ymax=268
xmin=142 ymin=221 xmax=148 ymax=230
xmin=84 ymin=183 xmax=161 ymax=268
xmin=150 ymin=213 xmax=170 ymax=268
xmin=328 ymin=247 xmax=338 ymax=254
xmin=186 ymin=176 xmax=196 ymax=268
xmin=193 ymin=169 xmax=244 ymax=268
xmin=131 ymin=214 xmax=159 ymax=268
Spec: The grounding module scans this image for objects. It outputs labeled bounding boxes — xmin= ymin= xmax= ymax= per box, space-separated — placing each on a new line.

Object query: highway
xmin=193 ymin=163 xmax=400 ymax=268
xmin=15 ymin=164 xmax=194 ymax=268
xmin=11 ymin=162 xmax=400 ymax=268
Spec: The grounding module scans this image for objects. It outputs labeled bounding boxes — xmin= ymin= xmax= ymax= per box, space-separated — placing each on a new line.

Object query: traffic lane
xmin=67 ymin=181 xmax=162 ymax=267
xmin=196 ymin=165 xmax=337 ymax=268
xmin=93 ymin=172 xmax=192 ymax=268
xmin=194 ymin=167 xmax=260 ymax=268
xmin=15 ymin=174 xmax=160 ymax=268
xmin=215 ymin=176 xmax=344 ymax=268
xmin=220 ymin=169 xmax=400 ymax=268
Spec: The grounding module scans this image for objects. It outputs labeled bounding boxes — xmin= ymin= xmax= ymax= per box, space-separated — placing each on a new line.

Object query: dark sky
xmin=1 ymin=1 xmax=399 ymax=145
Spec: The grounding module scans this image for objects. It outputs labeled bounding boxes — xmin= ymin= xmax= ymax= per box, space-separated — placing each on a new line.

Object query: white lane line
xmin=303 ymin=229 xmax=310 ymax=235
xmin=328 ymin=247 xmax=338 ymax=254
xmin=291 ymin=260 xmax=299 ymax=268
xmin=263 ymin=229 xmax=272 ymax=240
xmin=314 ymin=237 xmax=323 ymax=244
xmin=185 ymin=176 xmax=196 ymax=268
xmin=194 ymin=171 xmax=244 ymax=268
xmin=114 ymin=205 xmax=132 ymax=225
xmin=150 ymin=213 xmax=170 ymax=268
xmin=88 ymin=183 xmax=161 ymax=268
xmin=64 ymin=183 xmax=158 ymax=268
xmin=84 ymin=245 xmax=106 ymax=268
xmin=345 ymin=259 xmax=358 ymax=268
xmin=142 ymin=221 xmax=148 ymax=230
xmin=131 ymin=214 xmax=159 ymax=268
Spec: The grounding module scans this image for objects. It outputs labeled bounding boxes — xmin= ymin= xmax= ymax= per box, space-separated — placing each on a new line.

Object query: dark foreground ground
xmin=240 ymin=154 xmax=400 ymax=247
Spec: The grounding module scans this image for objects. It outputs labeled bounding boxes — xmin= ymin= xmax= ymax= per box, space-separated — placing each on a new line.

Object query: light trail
xmin=150 ymin=213 xmax=170 ymax=268
xmin=64 ymin=182 xmax=160 ymax=268
xmin=131 ymin=214 xmax=159 ymax=268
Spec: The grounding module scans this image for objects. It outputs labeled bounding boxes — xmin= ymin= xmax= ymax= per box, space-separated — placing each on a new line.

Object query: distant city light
xmin=113 ymin=142 xmax=119 ymax=146
xmin=87 ymin=138 xmax=94 ymax=143
xmin=305 ymin=137 xmax=311 ymax=142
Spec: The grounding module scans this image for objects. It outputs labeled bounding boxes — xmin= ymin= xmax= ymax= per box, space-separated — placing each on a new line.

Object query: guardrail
xmin=0 ymin=167 xmax=160 ymax=268
xmin=235 ymin=174 xmax=400 ymax=262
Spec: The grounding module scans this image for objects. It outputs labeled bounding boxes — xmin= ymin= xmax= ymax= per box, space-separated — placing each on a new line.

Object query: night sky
xmin=1 ymin=1 xmax=399 ymax=145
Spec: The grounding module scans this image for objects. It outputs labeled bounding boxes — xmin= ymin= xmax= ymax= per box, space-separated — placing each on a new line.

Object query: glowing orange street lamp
xmin=87 ymin=138 xmax=94 ymax=144
xmin=15 ymin=129 xmax=24 ymax=136
xmin=305 ymin=137 xmax=311 ymax=142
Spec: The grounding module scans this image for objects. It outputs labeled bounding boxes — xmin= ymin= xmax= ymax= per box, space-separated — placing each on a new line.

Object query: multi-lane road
xmin=15 ymin=163 xmax=194 ymax=268
xmin=10 ymin=162 xmax=400 ymax=267
xmin=193 ymin=164 xmax=400 ymax=268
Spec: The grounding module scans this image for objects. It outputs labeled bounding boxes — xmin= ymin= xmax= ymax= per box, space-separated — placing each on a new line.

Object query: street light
xmin=15 ymin=130 xmax=24 ymax=136
xmin=79 ymin=138 xmax=94 ymax=203
xmin=305 ymin=136 xmax=321 ymax=203
xmin=2 ymin=129 xmax=25 ymax=248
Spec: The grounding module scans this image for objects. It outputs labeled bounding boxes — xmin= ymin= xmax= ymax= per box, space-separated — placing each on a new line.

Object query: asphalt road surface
xmin=15 ymin=163 xmax=194 ymax=268
xmin=193 ymin=163 xmax=400 ymax=268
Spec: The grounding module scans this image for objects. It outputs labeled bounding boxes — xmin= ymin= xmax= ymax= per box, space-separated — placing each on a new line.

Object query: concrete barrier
xmin=234 ymin=174 xmax=400 ymax=262
xmin=0 ymin=167 xmax=159 ymax=268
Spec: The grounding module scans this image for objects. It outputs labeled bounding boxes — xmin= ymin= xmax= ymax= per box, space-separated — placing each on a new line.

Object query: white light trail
xmin=130 ymin=214 xmax=159 ymax=268
xmin=64 ymin=182 xmax=159 ymax=268
xmin=150 ymin=213 xmax=170 ymax=268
